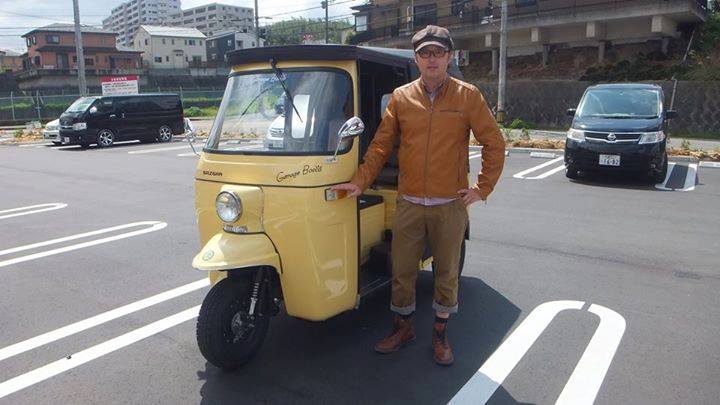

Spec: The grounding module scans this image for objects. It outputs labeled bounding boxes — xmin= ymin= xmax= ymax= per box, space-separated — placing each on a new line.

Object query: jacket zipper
xmin=424 ymin=101 xmax=434 ymax=202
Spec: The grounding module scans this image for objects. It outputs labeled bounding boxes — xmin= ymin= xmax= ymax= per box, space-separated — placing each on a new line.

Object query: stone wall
xmin=473 ymin=80 xmax=720 ymax=137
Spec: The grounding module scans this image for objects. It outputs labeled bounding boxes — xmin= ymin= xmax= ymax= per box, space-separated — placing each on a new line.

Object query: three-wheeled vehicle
xmin=192 ymin=45 xmax=467 ymax=370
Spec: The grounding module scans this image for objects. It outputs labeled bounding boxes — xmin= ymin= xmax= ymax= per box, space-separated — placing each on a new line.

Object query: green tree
xmin=265 ymin=17 xmax=352 ymax=46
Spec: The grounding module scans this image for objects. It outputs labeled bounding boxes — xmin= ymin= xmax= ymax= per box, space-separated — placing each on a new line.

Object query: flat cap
xmin=412 ymin=25 xmax=454 ymax=52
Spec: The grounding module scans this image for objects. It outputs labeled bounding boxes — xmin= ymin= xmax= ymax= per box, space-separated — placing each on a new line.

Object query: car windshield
xmin=205 ymin=69 xmax=353 ymax=154
xmin=65 ymin=97 xmax=97 ymax=113
xmin=577 ymin=89 xmax=661 ymax=119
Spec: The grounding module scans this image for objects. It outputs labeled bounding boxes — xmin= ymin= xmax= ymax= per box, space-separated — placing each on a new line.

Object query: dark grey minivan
xmin=565 ymin=83 xmax=677 ymax=183
xmin=59 ymin=93 xmax=184 ymax=148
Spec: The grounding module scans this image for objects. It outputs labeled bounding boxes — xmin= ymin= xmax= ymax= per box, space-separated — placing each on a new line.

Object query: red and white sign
xmin=101 ymin=75 xmax=139 ymax=96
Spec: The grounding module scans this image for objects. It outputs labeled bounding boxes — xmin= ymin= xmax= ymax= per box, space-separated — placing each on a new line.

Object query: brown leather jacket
xmin=350 ymin=76 xmax=505 ymax=200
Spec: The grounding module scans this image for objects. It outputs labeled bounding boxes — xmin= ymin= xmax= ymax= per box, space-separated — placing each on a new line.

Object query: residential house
xmin=206 ymin=29 xmax=264 ymax=67
xmin=0 ymin=49 xmax=23 ymax=72
xmin=134 ymin=25 xmax=207 ymax=68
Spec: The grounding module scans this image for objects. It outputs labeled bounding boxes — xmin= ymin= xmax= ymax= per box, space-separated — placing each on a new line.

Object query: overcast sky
xmin=0 ymin=0 xmax=364 ymax=52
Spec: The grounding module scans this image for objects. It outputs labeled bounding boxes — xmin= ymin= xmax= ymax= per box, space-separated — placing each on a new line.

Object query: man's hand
xmin=457 ymin=188 xmax=485 ymax=206
xmin=331 ymin=183 xmax=362 ymax=198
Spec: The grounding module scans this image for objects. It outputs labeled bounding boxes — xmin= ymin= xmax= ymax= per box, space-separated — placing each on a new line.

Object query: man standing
xmin=332 ymin=25 xmax=505 ymax=365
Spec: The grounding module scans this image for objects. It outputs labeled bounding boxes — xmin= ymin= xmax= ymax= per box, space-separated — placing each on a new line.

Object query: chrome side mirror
xmin=327 ymin=117 xmax=364 ymax=163
xmin=338 ymin=116 xmax=365 ymax=139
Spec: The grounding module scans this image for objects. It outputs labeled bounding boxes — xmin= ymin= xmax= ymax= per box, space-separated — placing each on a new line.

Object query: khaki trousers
xmin=390 ymin=197 xmax=468 ymax=315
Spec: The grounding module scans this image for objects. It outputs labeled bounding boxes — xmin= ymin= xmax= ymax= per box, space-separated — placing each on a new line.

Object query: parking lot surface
xmin=0 ymin=141 xmax=718 ymax=404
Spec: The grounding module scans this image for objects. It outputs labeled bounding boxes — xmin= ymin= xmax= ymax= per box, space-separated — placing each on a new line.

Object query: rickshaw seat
xmin=358 ymin=194 xmax=384 ymax=210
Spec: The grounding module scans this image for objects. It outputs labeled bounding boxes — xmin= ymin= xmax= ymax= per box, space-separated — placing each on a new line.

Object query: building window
xmin=166 ymin=56 xmax=169 ymax=62
xmin=227 ymin=39 xmax=232 ymax=47
xmin=211 ymin=53 xmax=216 ymax=60
xmin=356 ymin=14 xmax=368 ymax=32
xmin=162 ymin=38 xmax=166 ymax=44
xmin=85 ymin=58 xmax=94 ymax=66
xmin=192 ymin=56 xmax=201 ymax=63
xmin=145 ymin=39 xmax=148 ymax=45
xmin=208 ymin=5 xmax=215 ymax=10
xmin=237 ymin=40 xmax=243 ymax=48
xmin=199 ymin=40 xmax=203 ymax=46
xmin=44 ymin=34 xmax=60 ymax=44
xmin=154 ymin=56 xmax=162 ymax=63
xmin=187 ymin=39 xmax=196 ymax=46
xmin=33 ymin=56 xmax=40 ymax=66
xmin=171 ymin=39 xmax=175 ymax=45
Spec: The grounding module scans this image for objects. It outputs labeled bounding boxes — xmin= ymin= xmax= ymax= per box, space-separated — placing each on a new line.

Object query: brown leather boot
xmin=374 ymin=315 xmax=416 ymax=354
xmin=432 ymin=323 xmax=454 ymax=366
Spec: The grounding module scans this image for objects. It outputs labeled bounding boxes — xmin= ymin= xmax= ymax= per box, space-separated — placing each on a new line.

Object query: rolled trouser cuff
xmin=391 ymin=302 xmax=416 ymax=315
xmin=432 ymin=301 xmax=458 ymax=314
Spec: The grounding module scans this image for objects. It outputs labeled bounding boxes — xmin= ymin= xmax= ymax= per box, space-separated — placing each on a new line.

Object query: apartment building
xmin=168 ymin=3 xmax=254 ymax=37
xmin=134 ymin=25 xmax=207 ymax=69
xmin=351 ymin=0 xmax=709 ymax=70
xmin=103 ymin=0 xmax=181 ymax=46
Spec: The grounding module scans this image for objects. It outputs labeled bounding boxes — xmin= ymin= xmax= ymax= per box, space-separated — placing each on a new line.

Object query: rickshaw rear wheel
xmin=196 ymin=275 xmax=270 ymax=371
xmin=431 ymin=239 xmax=466 ymax=277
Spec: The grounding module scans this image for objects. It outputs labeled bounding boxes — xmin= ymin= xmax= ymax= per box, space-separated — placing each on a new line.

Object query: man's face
xmin=414 ymin=45 xmax=452 ymax=83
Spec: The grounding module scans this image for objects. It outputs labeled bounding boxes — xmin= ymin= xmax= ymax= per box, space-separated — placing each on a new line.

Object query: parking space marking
xmin=655 ymin=163 xmax=698 ymax=191
xmin=19 ymin=143 xmax=53 ymax=148
xmin=0 ymin=221 xmax=167 ymax=268
xmin=0 ymin=306 xmax=200 ymax=399
xmin=513 ymin=157 xmax=565 ymax=180
xmin=0 ymin=279 xmax=208 ymax=362
xmin=469 ymin=152 xmax=482 ymax=160
xmin=54 ymin=141 xmax=140 ymax=151
xmin=556 ymin=304 xmax=627 ymax=405
xmin=127 ymin=144 xmax=201 ymax=154
xmin=699 ymin=161 xmax=720 ymax=169
xmin=450 ymin=300 xmax=626 ymax=405
xmin=0 ymin=203 xmax=67 ymax=220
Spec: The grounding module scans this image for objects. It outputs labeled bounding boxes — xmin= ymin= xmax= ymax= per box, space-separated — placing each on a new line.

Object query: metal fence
xmin=0 ymin=89 xmax=225 ymax=125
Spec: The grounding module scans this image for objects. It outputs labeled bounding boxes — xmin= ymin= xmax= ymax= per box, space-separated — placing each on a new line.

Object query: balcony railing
xmin=350 ymin=0 xmax=708 ymax=45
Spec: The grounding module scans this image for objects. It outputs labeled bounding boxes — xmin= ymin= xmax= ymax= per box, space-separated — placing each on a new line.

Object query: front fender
xmin=192 ymin=232 xmax=282 ymax=273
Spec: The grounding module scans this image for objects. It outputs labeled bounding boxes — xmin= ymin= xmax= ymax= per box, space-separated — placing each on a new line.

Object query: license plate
xmin=599 ymin=154 xmax=621 ymax=166
xmin=63 ymin=137 xmax=69 ymax=143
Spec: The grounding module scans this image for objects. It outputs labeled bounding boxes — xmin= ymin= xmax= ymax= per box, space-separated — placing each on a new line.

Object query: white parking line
xmin=0 ymin=203 xmax=67 ymax=220
xmin=0 ymin=221 xmax=167 ymax=268
xmin=128 ymin=144 xmax=199 ymax=154
xmin=525 ymin=164 xmax=566 ymax=180
xmin=513 ymin=157 xmax=564 ymax=179
xmin=0 ymin=278 xmax=208 ymax=362
xmin=176 ymin=152 xmax=200 ymax=157
xmin=530 ymin=152 xmax=558 ymax=159
xmin=449 ymin=300 xmax=626 ymax=405
xmin=469 ymin=152 xmax=482 ymax=160
xmin=449 ymin=301 xmax=584 ymax=404
xmin=699 ymin=161 xmax=720 ymax=169
xmin=655 ymin=163 xmax=698 ymax=191
xmin=19 ymin=143 xmax=53 ymax=148
xmin=556 ymin=304 xmax=627 ymax=405
xmin=0 ymin=306 xmax=200 ymax=399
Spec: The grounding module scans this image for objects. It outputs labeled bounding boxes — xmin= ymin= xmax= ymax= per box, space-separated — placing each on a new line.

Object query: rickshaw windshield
xmin=206 ymin=69 xmax=353 ymax=154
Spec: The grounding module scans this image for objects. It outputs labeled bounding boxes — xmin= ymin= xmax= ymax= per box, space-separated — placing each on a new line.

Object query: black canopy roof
xmin=226 ymin=44 xmax=461 ymax=79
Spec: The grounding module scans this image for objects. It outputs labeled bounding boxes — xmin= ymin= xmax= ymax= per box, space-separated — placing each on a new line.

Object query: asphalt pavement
xmin=0 ymin=140 xmax=718 ymax=404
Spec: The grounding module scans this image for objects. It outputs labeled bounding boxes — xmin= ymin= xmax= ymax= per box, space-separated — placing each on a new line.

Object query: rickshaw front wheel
xmin=196 ymin=275 xmax=270 ymax=371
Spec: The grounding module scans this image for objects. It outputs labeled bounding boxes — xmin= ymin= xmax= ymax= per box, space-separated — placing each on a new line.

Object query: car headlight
xmin=567 ymin=128 xmax=585 ymax=142
xmin=638 ymin=131 xmax=665 ymax=144
xmin=215 ymin=191 xmax=242 ymax=223
xmin=72 ymin=122 xmax=87 ymax=130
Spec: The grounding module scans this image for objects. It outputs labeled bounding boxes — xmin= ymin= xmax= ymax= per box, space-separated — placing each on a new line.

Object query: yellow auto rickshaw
xmin=192 ymin=45 xmax=467 ymax=370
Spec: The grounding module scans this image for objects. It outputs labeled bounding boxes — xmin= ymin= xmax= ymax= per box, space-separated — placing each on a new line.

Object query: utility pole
xmin=496 ymin=0 xmax=507 ymax=123
xmin=72 ymin=0 xmax=87 ymax=96
xmin=254 ymin=0 xmax=260 ymax=47
xmin=322 ymin=1 xmax=329 ymax=44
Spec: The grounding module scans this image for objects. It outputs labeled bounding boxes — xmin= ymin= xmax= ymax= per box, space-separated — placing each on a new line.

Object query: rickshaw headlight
xmin=215 ymin=192 xmax=242 ymax=223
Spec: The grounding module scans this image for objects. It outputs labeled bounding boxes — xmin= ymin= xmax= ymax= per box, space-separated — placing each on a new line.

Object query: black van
xmin=58 ymin=93 xmax=184 ymax=148
xmin=565 ymin=83 xmax=677 ymax=183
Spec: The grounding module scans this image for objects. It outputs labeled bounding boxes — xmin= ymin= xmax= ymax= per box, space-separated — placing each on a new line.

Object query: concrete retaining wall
xmin=474 ymin=80 xmax=720 ymax=136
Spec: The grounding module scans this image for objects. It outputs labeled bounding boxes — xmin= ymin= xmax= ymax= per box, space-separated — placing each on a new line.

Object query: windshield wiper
xmin=270 ymin=58 xmax=303 ymax=124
